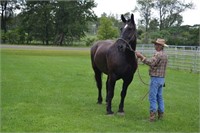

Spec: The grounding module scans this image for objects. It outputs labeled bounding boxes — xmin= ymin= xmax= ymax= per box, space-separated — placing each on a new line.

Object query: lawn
xmin=1 ymin=48 xmax=199 ymax=132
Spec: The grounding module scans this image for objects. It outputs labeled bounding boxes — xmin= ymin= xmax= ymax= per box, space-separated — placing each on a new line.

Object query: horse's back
xmin=91 ymin=40 xmax=115 ymax=74
xmin=91 ymin=40 xmax=114 ymax=52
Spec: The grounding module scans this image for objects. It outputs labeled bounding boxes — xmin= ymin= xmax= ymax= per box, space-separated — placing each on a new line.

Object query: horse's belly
xmin=94 ymin=52 xmax=108 ymax=74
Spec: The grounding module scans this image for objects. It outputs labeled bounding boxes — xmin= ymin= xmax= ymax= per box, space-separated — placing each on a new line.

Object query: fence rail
xmin=136 ymin=44 xmax=200 ymax=73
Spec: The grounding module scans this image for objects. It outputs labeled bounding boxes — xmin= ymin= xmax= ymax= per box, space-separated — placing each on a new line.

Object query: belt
xmin=151 ymin=76 xmax=164 ymax=78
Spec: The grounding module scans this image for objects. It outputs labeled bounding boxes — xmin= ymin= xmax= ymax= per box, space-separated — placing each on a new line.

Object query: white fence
xmin=136 ymin=44 xmax=200 ymax=73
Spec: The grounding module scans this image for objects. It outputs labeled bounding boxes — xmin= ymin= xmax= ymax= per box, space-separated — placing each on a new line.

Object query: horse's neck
xmin=130 ymin=41 xmax=136 ymax=51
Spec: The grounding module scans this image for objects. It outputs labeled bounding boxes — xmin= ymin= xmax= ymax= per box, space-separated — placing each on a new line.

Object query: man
xmin=136 ymin=38 xmax=168 ymax=122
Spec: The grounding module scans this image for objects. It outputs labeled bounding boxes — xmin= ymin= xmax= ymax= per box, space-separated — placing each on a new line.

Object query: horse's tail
xmin=90 ymin=42 xmax=98 ymax=68
xmin=90 ymin=42 xmax=103 ymax=104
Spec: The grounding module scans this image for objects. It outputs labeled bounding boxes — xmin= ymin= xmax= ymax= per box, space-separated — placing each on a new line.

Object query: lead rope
xmin=135 ymin=53 xmax=150 ymax=101
xmin=136 ymin=59 xmax=149 ymax=86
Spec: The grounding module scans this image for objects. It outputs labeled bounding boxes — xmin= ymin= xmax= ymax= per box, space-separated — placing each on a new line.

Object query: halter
xmin=117 ymin=36 xmax=135 ymax=52
xmin=117 ymin=38 xmax=133 ymax=52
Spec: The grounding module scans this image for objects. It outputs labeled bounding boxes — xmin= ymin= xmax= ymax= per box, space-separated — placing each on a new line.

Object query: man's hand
xmin=135 ymin=51 xmax=146 ymax=61
xmin=135 ymin=51 xmax=145 ymax=59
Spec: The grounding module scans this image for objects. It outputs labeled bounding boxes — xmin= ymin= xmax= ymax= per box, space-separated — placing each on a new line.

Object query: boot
xmin=158 ymin=111 xmax=164 ymax=120
xmin=150 ymin=112 xmax=156 ymax=122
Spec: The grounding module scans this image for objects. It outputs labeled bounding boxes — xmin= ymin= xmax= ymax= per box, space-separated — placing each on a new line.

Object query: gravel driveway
xmin=0 ymin=44 xmax=90 ymax=51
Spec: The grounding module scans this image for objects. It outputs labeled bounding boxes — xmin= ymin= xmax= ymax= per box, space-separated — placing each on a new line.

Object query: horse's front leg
xmin=118 ymin=78 xmax=132 ymax=114
xmin=106 ymin=75 xmax=116 ymax=115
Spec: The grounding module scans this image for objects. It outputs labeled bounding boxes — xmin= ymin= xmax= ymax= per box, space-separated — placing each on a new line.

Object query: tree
xmin=99 ymin=13 xmax=121 ymax=31
xmin=166 ymin=25 xmax=199 ymax=46
xmin=149 ymin=18 xmax=159 ymax=31
xmin=0 ymin=0 xmax=25 ymax=43
xmin=18 ymin=0 xmax=96 ymax=45
xmin=134 ymin=0 xmax=154 ymax=43
xmin=154 ymin=0 xmax=193 ymax=30
xmin=54 ymin=0 xmax=97 ymax=45
xmin=135 ymin=0 xmax=154 ymax=32
xmin=21 ymin=1 xmax=55 ymax=45
xmin=97 ymin=16 xmax=119 ymax=40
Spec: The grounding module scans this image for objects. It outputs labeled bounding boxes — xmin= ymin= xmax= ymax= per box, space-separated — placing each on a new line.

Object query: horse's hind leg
xmin=94 ymin=67 xmax=103 ymax=104
xmin=105 ymin=76 xmax=109 ymax=103
xmin=91 ymin=46 xmax=103 ymax=104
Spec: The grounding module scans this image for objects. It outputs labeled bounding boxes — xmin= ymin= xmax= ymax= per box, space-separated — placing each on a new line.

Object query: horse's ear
xmin=121 ymin=14 xmax=126 ymax=23
xmin=131 ymin=14 xmax=135 ymax=24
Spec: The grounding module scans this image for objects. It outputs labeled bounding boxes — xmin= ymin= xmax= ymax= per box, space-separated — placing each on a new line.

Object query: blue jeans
xmin=149 ymin=77 xmax=165 ymax=113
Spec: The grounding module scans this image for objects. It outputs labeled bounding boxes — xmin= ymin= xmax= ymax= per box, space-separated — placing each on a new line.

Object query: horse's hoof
xmin=117 ymin=112 xmax=125 ymax=116
xmin=97 ymin=101 xmax=102 ymax=104
xmin=107 ymin=111 xmax=114 ymax=115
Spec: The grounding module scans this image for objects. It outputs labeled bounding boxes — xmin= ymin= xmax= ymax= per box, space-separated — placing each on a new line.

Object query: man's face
xmin=154 ymin=43 xmax=163 ymax=51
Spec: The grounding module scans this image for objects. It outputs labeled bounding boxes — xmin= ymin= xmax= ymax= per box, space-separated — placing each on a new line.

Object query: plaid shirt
xmin=143 ymin=50 xmax=168 ymax=77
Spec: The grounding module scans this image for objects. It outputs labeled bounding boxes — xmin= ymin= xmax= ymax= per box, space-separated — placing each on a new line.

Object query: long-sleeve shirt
xmin=143 ymin=50 xmax=168 ymax=78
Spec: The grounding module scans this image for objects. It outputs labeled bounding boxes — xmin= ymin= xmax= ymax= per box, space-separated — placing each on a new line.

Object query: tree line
xmin=1 ymin=0 xmax=97 ymax=45
xmin=1 ymin=0 xmax=199 ymax=46
xmin=134 ymin=0 xmax=199 ymax=46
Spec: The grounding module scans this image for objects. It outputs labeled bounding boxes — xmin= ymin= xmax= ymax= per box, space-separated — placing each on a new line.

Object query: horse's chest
xmin=107 ymin=56 xmax=134 ymax=72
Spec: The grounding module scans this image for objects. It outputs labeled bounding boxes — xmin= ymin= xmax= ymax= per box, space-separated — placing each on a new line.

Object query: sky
xmin=93 ymin=0 xmax=200 ymax=26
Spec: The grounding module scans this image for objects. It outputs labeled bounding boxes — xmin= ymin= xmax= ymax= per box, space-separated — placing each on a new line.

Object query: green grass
xmin=1 ymin=49 xmax=199 ymax=132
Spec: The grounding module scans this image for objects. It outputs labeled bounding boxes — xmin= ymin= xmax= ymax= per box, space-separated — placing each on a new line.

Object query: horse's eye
xmin=127 ymin=27 xmax=132 ymax=31
xmin=128 ymin=27 xmax=133 ymax=30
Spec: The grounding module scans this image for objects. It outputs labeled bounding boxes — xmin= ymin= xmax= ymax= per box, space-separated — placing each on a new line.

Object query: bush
xmin=3 ymin=28 xmax=26 ymax=44
xmin=97 ymin=16 xmax=119 ymax=40
xmin=84 ymin=36 xmax=97 ymax=46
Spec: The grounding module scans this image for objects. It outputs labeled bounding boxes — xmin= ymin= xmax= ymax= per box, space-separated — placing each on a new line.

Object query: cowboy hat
xmin=152 ymin=38 xmax=168 ymax=47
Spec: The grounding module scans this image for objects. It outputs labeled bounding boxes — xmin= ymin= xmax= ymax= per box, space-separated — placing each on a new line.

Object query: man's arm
xmin=136 ymin=51 xmax=161 ymax=67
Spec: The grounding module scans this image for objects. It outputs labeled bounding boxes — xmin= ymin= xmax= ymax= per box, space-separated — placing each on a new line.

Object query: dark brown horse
xmin=90 ymin=14 xmax=137 ymax=115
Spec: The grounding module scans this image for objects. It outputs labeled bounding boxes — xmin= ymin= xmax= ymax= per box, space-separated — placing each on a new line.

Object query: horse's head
xmin=118 ymin=14 xmax=137 ymax=51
